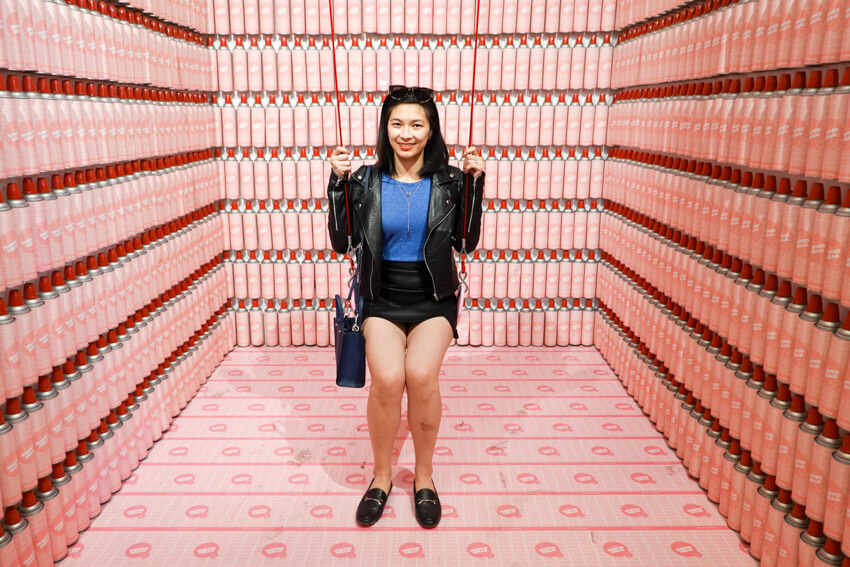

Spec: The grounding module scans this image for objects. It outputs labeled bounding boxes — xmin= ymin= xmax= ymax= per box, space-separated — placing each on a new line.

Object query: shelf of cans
xmin=0 ymin=73 xmax=217 ymax=180
xmin=613 ymin=0 xmax=850 ymax=88
xmin=608 ymin=67 xmax=850 ymax=184
xmin=0 ymin=150 xmax=221 ymax=294
xmin=210 ymin=0 xmax=618 ymax=36
xmin=604 ymin=150 xmax=850 ymax=308
xmin=222 ymin=197 xmax=603 ymax=251
xmin=608 ymin=151 xmax=850 ymax=306
xmin=594 ymin=257 xmax=850 ymax=563
xmin=613 ymin=0 xmax=692 ymax=30
xmin=0 ymin=0 xmax=213 ymax=89
xmin=211 ymin=33 xmax=615 ymax=94
xmin=599 ymin=204 xmax=850 ymax=425
xmin=0 ymin=201 xmax=225 ymax=405
xmin=224 ymin=246 xmax=601 ymax=302
xmin=218 ymin=148 xmax=607 ymax=202
xmin=0 ymin=302 xmax=234 ymax=565
xmin=231 ymin=294 xmax=598 ymax=347
xmin=215 ymin=91 xmax=611 ymax=154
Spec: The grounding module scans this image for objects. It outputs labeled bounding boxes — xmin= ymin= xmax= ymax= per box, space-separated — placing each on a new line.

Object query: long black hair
xmin=374 ymin=90 xmax=449 ymax=178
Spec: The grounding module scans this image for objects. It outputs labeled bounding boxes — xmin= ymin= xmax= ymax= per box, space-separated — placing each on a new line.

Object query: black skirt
xmin=363 ymin=260 xmax=459 ymax=338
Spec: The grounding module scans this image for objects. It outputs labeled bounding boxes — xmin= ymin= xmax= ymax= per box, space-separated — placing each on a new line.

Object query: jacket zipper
xmin=330 ymin=175 xmax=343 ymax=232
xmin=424 ymin=204 xmax=456 ymax=300
xmin=353 ymin=204 xmax=376 ymax=300
xmin=466 ymin=174 xmax=479 ymax=235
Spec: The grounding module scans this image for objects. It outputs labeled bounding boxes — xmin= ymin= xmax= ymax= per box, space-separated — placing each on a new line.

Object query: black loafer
xmin=413 ymin=481 xmax=441 ymax=528
xmin=356 ymin=479 xmax=392 ymax=526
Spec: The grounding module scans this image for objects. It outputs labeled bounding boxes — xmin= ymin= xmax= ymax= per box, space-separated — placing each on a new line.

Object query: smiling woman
xmin=327 ymin=85 xmax=485 ymax=529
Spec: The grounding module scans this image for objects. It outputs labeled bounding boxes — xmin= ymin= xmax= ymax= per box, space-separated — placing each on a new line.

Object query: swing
xmin=327 ymin=0 xmax=483 ymax=322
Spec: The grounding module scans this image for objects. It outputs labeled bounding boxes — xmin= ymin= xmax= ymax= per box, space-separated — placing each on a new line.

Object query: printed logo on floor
xmin=537 ymin=384 xmax=554 ymax=392
xmin=671 ymin=541 xmax=702 ymax=557
xmin=434 ymin=446 xmax=453 ymax=456
xmin=478 ymin=402 xmax=496 ymax=411
xmin=186 ymin=505 xmax=209 ymax=519
xmin=174 ymin=473 xmax=196 ymax=485
xmin=592 ymin=445 xmax=614 ymax=456
xmin=262 ymin=542 xmax=287 ymax=558
xmin=310 ymin=505 xmax=333 ymax=518
xmin=330 ymin=542 xmax=356 ymax=558
xmin=231 ymin=473 xmax=252 ymax=485
xmin=630 ymin=472 xmax=655 ymax=484
xmin=194 ymin=542 xmax=219 ymax=558
xmin=620 ymin=504 xmax=648 ymax=518
xmin=248 ymin=505 xmax=272 ymax=518
xmin=497 ymin=504 xmax=521 ymax=518
xmin=328 ymin=447 xmax=348 ymax=457
xmin=494 ymin=385 xmax=511 ymax=392
xmin=467 ymin=542 xmax=494 ymax=558
xmin=125 ymin=543 xmax=151 ymax=559
xmin=346 ymin=473 xmax=368 ymax=485
xmin=574 ymin=473 xmax=597 ymax=484
xmin=169 ymin=446 xmax=189 ymax=457
xmin=504 ymin=423 xmax=523 ymax=433
xmin=569 ymin=402 xmax=589 ymax=411
xmin=67 ymin=544 xmax=84 ymax=559
xmin=535 ymin=542 xmax=563 ymax=558
xmin=602 ymin=541 xmax=633 ymax=558
xmin=682 ymin=504 xmax=711 ymax=517
xmin=222 ymin=446 xmax=241 ymax=457
xmin=289 ymin=473 xmax=310 ymax=485
xmin=486 ymin=445 xmax=506 ymax=456
xmin=553 ymin=423 xmax=573 ymax=432
xmin=602 ymin=422 xmax=623 ymax=432
xmin=209 ymin=423 xmax=227 ymax=432
xmin=580 ymin=385 xmax=598 ymax=393
xmin=399 ymin=542 xmax=425 ymax=558
xmin=517 ymin=473 xmax=540 ymax=484
xmin=382 ymin=505 xmax=397 ymax=518
xmin=460 ymin=473 xmax=483 ymax=485
xmin=615 ymin=402 xmax=634 ymax=411
xmin=124 ymin=505 xmax=147 ymax=519
xmin=644 ymin=445 xmax=667 ymax=456
xmin=558 ymin=504 xmax=585 ymax=518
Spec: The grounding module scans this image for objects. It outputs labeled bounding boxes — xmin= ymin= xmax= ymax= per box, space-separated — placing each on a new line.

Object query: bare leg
xmin=404 ymin=317 xmax=453 ymax=492
xmin=363 ymin=317 xmax=407 ymax=493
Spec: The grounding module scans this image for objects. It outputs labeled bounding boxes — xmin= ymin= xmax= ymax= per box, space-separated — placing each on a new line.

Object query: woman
xmin=327 ymin=85 xmax=485 ymax=528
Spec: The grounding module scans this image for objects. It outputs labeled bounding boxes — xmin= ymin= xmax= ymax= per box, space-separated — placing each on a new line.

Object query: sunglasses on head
xmin=388 ymin=85 xmax=434 ymax=103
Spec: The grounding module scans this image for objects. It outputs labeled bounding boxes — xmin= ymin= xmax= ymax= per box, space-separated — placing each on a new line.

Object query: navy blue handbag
xmin=333 ymin=253 xmax=366 ymax=388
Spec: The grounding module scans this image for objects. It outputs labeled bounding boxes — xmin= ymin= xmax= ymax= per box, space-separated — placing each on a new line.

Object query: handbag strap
xmin=344 ymin=166 xmax=370 ymax=331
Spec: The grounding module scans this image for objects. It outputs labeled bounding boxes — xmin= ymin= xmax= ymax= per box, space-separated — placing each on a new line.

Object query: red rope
xmin=460 ymin=0 xmax=483 ymax=277
xmin=328 ymin=0 xmax=354 ymax=271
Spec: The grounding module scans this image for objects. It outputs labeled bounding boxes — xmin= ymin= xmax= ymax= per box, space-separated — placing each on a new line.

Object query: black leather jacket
xmin=327 ymin=164 xmax=484 ymax=301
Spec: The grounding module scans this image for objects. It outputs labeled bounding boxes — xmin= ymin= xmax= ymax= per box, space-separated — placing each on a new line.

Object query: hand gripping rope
xmin=328 ymin=0 xmax=483 ymax=307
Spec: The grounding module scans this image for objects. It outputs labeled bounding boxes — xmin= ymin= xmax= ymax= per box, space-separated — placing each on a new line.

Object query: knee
xmin=405 ymin=366 xmax=438 ymax=396
xmin=369 ymin=366 xmax=405 ymax=403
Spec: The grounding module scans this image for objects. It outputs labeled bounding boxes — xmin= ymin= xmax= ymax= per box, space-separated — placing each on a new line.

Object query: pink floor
xmin=61 ymin=346 xmax=755 ymax=566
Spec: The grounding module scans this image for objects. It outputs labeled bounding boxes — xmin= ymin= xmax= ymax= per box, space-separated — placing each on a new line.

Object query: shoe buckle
xmin=416 ymin=498 xmax=438 ymax=505
xmin=364 ymin=496 xmax=384 ymax=504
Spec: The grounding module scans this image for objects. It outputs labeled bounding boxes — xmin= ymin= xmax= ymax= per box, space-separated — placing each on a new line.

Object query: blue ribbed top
xmin=381 ymin=173 xmax=431 ymax=261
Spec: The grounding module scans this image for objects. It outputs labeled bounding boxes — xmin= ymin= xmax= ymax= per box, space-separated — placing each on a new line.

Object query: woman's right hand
xmin=329 ymin=146 xmax=352 ymax=178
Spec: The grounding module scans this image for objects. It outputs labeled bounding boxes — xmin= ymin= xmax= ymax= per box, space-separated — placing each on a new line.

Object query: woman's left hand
xmin=462 ymin=147 xmax=485 ymax=179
